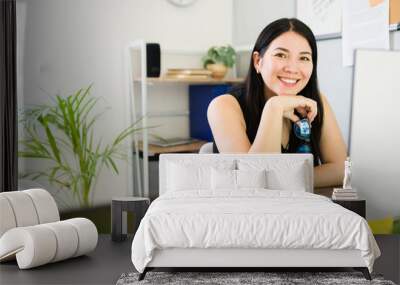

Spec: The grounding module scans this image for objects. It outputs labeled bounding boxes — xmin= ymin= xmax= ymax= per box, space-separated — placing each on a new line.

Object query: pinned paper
xmin=369 ymin=0 xmax=384 ymax=7
xmin=296 ymin=0 xmax=342 ymax=37
xmin=342 ymin=0 xmax=390 ymax=66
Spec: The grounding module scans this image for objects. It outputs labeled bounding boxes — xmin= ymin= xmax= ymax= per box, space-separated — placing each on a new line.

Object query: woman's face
xmin=253 ymin=31 xmax=313 ymax=97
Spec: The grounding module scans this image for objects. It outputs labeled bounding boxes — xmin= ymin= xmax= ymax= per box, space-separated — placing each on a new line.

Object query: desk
xmin=137 ymin=140 xmax=207 ymax=157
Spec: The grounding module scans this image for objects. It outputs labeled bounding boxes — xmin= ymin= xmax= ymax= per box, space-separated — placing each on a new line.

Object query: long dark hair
xmin=243 ymin=18 xmax=324 ymax=165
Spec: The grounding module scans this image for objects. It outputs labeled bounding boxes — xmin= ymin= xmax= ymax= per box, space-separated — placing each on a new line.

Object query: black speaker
xmin=146 ymin=43 xmax=160 ymax=77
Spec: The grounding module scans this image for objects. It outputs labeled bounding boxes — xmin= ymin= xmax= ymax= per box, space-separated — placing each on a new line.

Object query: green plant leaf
xmin=202 ymin=45 xmax=236 ymax=68
xmin=37 ymin=115 xmax=62 ymax=164
xmin=18 ymin=151 xmax=51 ymax=159
xmin=107 ymin=157 xmax=119 ymax=174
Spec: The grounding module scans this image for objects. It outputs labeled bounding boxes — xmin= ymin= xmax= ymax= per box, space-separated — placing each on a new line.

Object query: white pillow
xmin=236 ymin=169 xmax=267 ymax=188
xmin=167 ymin=162 xmax=209 ymax=191
xmin=237 ymin=159 xmax=308 ymax=191
xmin=211 ymin=168 xmax=267 ymax=190
xmin=211 ymin=168 xmax=236 ymax=190
xmin=266 ymin=165 xmax=307 ymax=191
xmin=167 ymin=160 xmax=235 ymax=192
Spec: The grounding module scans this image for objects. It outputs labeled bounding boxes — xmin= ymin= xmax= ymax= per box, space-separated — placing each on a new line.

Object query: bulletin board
xmin=296 ymin=0 xmax=400 ymax=41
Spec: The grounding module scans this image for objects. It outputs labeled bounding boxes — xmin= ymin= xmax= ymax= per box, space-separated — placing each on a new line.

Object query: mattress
xmin=131 ymin=190 xmax=380 ymax=273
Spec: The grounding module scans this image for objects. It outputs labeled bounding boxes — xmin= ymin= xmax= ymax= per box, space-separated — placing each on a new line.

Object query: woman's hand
xmin=266 ymin=95 xmax=318 ymax=123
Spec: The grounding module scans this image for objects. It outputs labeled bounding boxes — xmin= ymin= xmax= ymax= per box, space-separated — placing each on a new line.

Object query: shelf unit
xmin=127 ymin=40 xmax=244 ymax=198
xmin=133 ymin=77 xmax=243 ymax=84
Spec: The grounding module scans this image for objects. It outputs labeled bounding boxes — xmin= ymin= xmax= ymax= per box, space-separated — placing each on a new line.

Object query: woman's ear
xmin=252 ymin=51 xmax=262 ymax=73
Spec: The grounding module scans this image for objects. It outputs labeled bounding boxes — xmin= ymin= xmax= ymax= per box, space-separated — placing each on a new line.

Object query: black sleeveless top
xmin=211 ymin=86 xmax=320 ymax=166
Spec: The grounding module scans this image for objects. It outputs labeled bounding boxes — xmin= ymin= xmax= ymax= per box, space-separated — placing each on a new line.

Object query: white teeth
xmin=279 ymin=77 xmax=297 ymax=84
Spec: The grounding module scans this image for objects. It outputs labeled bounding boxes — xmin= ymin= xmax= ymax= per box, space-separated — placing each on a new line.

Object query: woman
xmin=207 ymin=18 xmax=347 ymax=188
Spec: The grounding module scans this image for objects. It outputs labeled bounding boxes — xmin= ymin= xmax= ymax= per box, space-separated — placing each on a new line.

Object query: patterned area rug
xmin=116 ymin=271 xmax=396 ymax=285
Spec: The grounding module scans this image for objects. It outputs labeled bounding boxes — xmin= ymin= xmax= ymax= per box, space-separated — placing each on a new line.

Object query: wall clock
xmin=167 ymin=0 xmax=197 ymax=7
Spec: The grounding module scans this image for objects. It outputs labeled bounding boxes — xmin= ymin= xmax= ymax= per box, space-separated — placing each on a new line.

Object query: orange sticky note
xmin=369 ymin=0 xmax=384 ymax=7
xmin=390 ymin=0 xmax=400 ymax=24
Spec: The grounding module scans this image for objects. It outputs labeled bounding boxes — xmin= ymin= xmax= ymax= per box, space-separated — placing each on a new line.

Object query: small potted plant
xmin=202 ymin=45 xmax=236 ymax=79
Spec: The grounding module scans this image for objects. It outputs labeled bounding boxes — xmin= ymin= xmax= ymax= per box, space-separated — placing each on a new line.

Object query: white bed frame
xmin=148 ymin=248 xmax=366 ymax=267
xmin=139 ymin=154 xmax=371 ymax=280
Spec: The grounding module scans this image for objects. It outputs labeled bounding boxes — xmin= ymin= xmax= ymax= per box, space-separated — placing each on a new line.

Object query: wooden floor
xmin=0 ymin=235 xmax=398 ymax=284
xmin=0 ymin=235 xmax=134 ymax=285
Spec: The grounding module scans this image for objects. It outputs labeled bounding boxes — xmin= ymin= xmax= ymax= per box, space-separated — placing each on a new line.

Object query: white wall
xmin=17 ymin=0 xmax=233 ymax=209
xmin=233 ymin=0 xmax=296 ymax=47
xmin=127 ymin=0 xmax=233 ymax=51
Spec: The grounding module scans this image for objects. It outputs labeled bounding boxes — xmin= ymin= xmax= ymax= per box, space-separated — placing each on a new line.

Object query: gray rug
xmin=116 ymin=271 xmax=396 ymax=285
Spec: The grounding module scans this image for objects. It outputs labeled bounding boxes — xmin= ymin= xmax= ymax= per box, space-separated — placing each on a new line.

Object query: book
xmin=163 ymin=74 xmax=210 ymax=80
xmin=163 ymin=68 xmax=212 ymax=80
xmin=332 ymin=187 xmax=359 ymax=200
xmin=148 ymin=137 xmax=200 ymax=147
xmin=333 ymin=193 xmax=358 ymax=196
xmin=166 ymin=68 xmax=212 ymax=76
xmin=332 ymin=195 xmax=359 ymax=200
xmin=333 ymin=188 xmax=357 ymax=192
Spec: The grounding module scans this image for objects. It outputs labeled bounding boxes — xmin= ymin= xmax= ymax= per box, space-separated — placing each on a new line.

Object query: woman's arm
xmin=207 ymin=94 xmax=283 ymax=153
xmin=207 ymin=94 xmax=317 ymax=153
xmin=313 ymin=94 xmax=347 ymax=188
xmin=207 ymin=95 xmax=251 ymax=153
xmin=207 ymin=95 xmax=288 ymax=153
xmin=248 ymin=97 xmax=284 ymax=153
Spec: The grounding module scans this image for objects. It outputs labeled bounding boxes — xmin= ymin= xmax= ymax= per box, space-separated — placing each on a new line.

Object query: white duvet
xmin=131 ymin=190 xmax=380 ymax=273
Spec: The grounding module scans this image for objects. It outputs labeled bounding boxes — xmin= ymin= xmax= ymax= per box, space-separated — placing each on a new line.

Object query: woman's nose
xmin=283 ymin=59 xmax=300 ymax=74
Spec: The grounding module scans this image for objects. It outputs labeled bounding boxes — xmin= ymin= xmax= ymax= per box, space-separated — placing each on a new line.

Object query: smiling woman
xmin=207 ymin=18 xmax=347 ymax=188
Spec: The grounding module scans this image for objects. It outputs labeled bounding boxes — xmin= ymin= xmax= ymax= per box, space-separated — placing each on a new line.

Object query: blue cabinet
xmin=189 ymin=84 xmax=232 ymax=141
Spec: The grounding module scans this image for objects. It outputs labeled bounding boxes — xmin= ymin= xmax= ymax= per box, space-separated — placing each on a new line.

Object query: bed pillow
xmin=237 ymin=159 xmax=308 ymax=191
xmin=266 ymin=165 xmax=307 ymax=191
xmin=167 ymin=160 xmax=235 ymax=192
xmin=211 ymin=168 xmax=267 ymax=190
xmin=210 ymin=168 xmax=236 ymax=190
xmin=236 ymin=169 xmax=267 ymax=189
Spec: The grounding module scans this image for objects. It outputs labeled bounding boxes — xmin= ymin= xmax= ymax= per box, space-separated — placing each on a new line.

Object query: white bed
xmin=131 ymin=154 xmax=380 ymax=280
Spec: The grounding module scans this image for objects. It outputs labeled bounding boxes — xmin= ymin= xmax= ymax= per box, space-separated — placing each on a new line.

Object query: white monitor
xmin=350 ymin=49 xmax=400 ymax=220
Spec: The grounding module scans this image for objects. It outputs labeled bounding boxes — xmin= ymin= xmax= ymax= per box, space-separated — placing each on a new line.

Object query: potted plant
xmin=202 ymin=45 xmax=236 ymax=79
xmin=19 ymin=85 xmax=143 ymax=208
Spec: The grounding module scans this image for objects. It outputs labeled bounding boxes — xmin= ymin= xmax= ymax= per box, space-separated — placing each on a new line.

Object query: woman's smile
xmin=278 ymin=76 xmax=300 ymax=88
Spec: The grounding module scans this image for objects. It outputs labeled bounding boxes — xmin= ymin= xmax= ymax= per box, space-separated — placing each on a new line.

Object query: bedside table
xmin=332 ymin=199 xmax=366 ymax=218
xmin=111 ymin=197 xmax=150 ymax=242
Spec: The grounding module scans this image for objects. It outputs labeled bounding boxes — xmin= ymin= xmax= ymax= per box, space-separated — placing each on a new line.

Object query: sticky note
xmin=369 ymin=0 xmax=384 ymax=7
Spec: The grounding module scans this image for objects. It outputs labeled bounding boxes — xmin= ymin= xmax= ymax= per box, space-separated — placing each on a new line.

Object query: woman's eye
xmin=300 ymin=56 xmax=311 ymax=62
xmin=274 ymin=53 xmax=287 ymax=58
